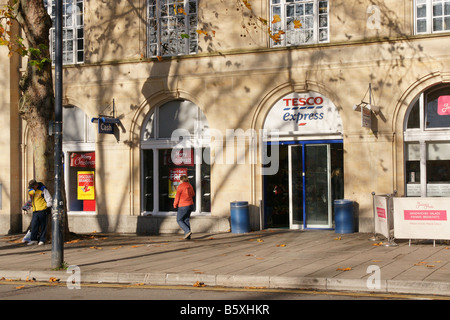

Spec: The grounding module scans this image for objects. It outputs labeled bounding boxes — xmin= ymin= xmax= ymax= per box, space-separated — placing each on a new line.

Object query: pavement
xmin=1 ymin=229 xmax=450 ymax=298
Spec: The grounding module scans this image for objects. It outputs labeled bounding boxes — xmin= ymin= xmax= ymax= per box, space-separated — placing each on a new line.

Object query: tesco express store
xmin=261 ymin=90 xmax=344 ymax=230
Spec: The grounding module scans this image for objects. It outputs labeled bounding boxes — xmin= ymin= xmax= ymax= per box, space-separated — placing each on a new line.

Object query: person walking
xmin=27 ymin=179 xmax=53 ymax=245
xmin=174 ymin=175 xmax=195 ymax=239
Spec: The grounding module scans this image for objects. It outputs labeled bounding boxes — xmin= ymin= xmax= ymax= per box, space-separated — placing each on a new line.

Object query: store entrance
xmin=264 ymin=141 xmax=343 ymax=229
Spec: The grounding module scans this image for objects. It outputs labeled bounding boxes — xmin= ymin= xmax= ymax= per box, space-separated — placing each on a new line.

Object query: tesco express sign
xmin=264 ymin=92 xmax=343 ymax=135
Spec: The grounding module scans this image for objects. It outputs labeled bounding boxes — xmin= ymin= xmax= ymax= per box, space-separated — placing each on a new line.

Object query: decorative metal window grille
xmin=147 ymin=0 xmax=198 ymax=57
xmin=270 ymin=0 xmax=328 ymax=47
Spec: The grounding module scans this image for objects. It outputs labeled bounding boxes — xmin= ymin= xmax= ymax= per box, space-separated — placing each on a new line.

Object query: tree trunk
xmin=15 ymin=0 xmax=54 ymax=184
xmin=14 ymin=0 xmax=70 ymax=239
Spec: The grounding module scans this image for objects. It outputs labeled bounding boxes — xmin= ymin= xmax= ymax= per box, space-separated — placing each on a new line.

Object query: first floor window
xmin=270 ymin=0 xmax=329 ymax=47
xmin=45 ymin=0 xmax=84 ymax=64
xmin=415 ymin=0 xmax=450 ymax=34
xmin=147 ymin=0 xmax=198 ymax=57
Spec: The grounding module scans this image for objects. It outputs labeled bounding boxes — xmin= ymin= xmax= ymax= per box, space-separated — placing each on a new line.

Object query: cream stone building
xmin=1 ymin=0 xmax=450 ymax=235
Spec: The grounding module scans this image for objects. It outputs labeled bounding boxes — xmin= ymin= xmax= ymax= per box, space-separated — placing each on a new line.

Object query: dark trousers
xmin=30 ymin=210 xmax=48 ymax=243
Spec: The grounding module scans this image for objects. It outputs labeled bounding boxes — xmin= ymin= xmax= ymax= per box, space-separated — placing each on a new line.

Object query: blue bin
xmin=230 ymin=201 xmax=250 ymax=233
xmin=334 ymin=199 xmax=354 ymax=234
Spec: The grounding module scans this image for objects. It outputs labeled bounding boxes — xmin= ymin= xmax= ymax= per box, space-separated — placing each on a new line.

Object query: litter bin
xmin=334 ymin=199 xmax=354 ymax=234
xmin=230 ymin=201 xmax=250 ymax=233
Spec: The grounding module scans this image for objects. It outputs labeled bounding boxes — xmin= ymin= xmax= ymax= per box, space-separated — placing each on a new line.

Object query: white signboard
xmin=362 ymin=107 xmax=371 ymax=128
xmin=263 ymin=92 xmax=343 ymax=135
xmin=394 ymin=197 xmax=450 ymax=240
xmin=373 ymin=195 xmax=390 ymax=239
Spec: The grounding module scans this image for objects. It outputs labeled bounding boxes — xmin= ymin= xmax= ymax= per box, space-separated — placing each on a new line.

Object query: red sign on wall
xmin=70 ymin=152 xmax=95 ymax=168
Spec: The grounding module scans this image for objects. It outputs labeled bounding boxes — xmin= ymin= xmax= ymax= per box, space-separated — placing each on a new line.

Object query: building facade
xmin=1 ymin=0 xmax=450 ymax=234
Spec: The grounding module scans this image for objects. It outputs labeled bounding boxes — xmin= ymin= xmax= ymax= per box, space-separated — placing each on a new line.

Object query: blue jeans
xmin=30 ymin=209 xmax=48 ymax=242
xmin=176 ymin=205 xmax=193 ymax=235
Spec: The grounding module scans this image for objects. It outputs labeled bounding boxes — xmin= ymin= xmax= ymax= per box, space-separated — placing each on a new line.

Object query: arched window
xmin=141 ymin=100 xmax=210 ymax=215
xmin=62 ymin=105 xmax=96 ymax=213
xmin=404 ymin=85 xmax=450 ymax=197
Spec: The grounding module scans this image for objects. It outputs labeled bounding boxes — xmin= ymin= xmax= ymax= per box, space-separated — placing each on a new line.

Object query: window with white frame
xmin=44 ymin=0 xmax=84 ymax=64
xmin=141 ymin=100 xmax=210 ymax=215
xmin=415 ymin=0 xmax=450 ymax=34
xmin=270 ymin=0 xmax=329 ymax=47
xmin=62 ymin=105 xmax=96 ymax=213
xmin=147 ymin=0 xmax=198 ymax=57
xmin=404 ymin=85 xmax=450 ymax=197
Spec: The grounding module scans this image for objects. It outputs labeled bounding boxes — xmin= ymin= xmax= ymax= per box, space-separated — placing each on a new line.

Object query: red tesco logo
xmin=283 ymin=97 xmax=324 ymax=107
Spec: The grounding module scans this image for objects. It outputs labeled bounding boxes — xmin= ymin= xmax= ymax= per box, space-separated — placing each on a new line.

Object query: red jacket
xmin=174 ymin=182 xmax=195 ymax=208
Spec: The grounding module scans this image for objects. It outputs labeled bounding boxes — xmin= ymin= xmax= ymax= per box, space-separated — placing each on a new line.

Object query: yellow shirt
xmin=29 ymin=184 xmax=52 ymax=212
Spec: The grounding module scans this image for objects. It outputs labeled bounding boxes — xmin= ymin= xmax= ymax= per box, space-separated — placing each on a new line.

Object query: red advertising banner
xmin=70 ymin=152 xmax=95 ymax=168
xmin=438 ymin=95 xmax=450 ymax=115
xmin=404 ymin=210 xmax=447 ymax=221
xmin=377 ymin=207 xmax=386 ymax=219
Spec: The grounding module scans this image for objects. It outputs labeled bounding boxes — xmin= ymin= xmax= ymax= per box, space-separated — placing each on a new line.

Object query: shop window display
xmin=68 ymin=152 xmax=95 ymax=211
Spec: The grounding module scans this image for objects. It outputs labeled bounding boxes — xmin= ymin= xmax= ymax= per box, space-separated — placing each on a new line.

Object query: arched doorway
xmin=262 ymin=91 xmax=344 ymax=229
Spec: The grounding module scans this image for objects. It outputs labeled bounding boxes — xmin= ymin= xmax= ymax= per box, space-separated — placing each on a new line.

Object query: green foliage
xmin=0 ymin=3 xmax=51 ymax=70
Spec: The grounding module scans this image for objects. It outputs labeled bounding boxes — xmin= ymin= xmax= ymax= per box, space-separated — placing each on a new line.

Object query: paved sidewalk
xmin=1 ymin=229 xmax=450 ymax=297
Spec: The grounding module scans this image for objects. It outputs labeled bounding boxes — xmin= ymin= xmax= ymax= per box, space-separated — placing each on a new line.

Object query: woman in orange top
xmin=174 ymin=175 xmax=195 ymax=239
